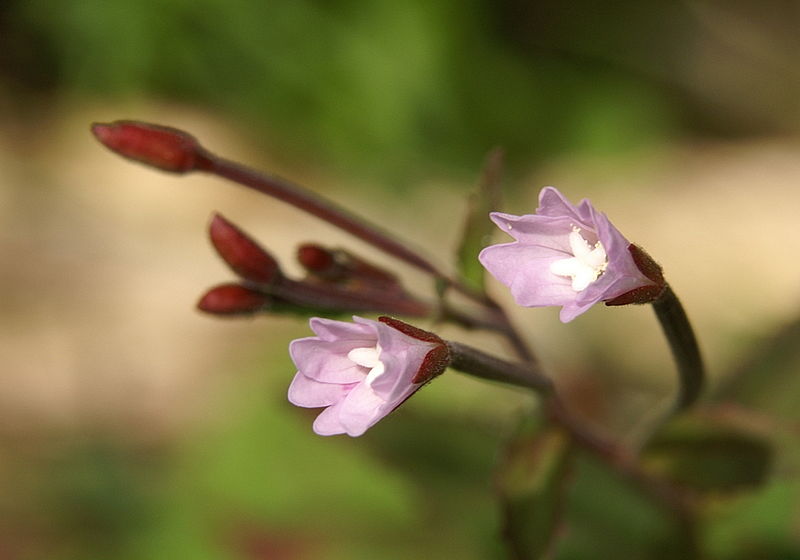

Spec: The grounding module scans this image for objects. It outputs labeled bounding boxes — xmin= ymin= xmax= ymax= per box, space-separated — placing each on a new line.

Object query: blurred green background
xmin=1 ymin=1 xmax=800 ymax=558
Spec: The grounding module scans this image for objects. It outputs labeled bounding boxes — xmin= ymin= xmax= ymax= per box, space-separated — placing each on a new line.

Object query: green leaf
xmin=456 ymin=148 xmax=504 ymax=293
xmin=642 ymin=415 xmax=773 ymax=495
xmin=495 ymin=419 xmax=574 ymax=559
xmin=714 ymin=317 xmax=800 ymax=423
xmin=559 ymin=453 xmax=697 ymax=560
xmin=705 ymin=479 xmax=800 ymax=559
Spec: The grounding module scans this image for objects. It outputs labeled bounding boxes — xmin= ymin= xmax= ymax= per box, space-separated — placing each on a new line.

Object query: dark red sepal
xmin=91 ymin=121 xmax=210 ymax=173
xmin=378 ymin=316 xmax=444 ymax=345
xmin=378 ymin=316 xmax=450 ymax=384
xmin=197 ymin=284 xmax=271 ymax=315
xmin=413 ymin=344 xmax=451 ymax=384
xmin=605 ymin=244 xmax=667 ymax=306
xmin=628 ymin=243 xmax=665 ymax=285
xmin=604 ymin=284 xmax=666 ymax=306
xmin=209 ymin=214 xmax=282 ymax=285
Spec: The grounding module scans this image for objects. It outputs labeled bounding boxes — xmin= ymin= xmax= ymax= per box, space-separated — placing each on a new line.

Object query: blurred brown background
xmin=1 ymin=1 xmax=799 ymax=559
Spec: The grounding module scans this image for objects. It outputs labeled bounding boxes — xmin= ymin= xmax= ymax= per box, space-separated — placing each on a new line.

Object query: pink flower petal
xmin=287 ymin=372 xmax=354 ymax=408
xmin=311 ymin=400 xmax=348 ymax=436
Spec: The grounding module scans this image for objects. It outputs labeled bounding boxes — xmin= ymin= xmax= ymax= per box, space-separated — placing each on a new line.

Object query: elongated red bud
xmin=210 ymin=214 xmax=282 ymax=285
xmin=296 ymin=244 xmax=337 ymax=276
xmin=197 ymin=284 xmax=271 ymax=315
xmin=91 ymin=121 xmax=210 ymax=173
xmin=297 ymin=243 xmax=400 ymax=288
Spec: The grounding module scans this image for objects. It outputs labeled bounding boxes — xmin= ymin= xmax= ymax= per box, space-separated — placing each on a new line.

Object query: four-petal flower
xmin=288 ymin=316 xmax=443 ymax=436
xmin=479 ymin=187 xmax=657 ymax=322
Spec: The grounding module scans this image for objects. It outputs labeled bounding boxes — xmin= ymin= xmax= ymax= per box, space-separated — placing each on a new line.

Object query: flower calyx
xmin=378 ymin=316 xmax=451 ymax=384
xmin=604 ymin=244 xmax=667 ymax=306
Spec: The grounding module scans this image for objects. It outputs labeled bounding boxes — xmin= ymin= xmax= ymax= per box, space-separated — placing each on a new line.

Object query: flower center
xmin=347 ymin=344 xmax=385 ymax=387
xmin=549 ymin=228 xmax=608 ymax=292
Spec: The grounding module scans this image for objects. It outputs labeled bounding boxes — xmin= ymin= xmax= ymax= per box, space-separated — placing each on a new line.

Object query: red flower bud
xmin=604 ymin=244 xmax=666 ymax=306
xmin=297 ymin=243 xmax=400 ymax=288
xmin=197 ymin=284 xmax=271 ymax=315
xmin=296 ymin=244 xmax=337 ymax=276
xmin=91 ymin=120 xmax=210 ymax=173
xmin=209 ymin=214 xmax=282 ymax=285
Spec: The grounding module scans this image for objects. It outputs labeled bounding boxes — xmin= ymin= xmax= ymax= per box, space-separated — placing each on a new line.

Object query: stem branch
xmin=199 ymin=154 xmax=488 ymax=304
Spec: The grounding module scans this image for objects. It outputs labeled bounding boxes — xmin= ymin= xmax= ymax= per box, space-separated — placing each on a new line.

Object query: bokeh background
xmin=1 ymin=1 xmax=800 ymax=558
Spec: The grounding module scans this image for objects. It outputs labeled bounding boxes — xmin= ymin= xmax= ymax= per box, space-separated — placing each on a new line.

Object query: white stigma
xmin=347 ymin=344 xmax=385 ymax=387
xmin=549 ymin=228 xmax=608 ymax=292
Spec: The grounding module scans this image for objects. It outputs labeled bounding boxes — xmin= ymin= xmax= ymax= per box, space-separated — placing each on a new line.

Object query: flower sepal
xmin=604 ymin=245 xmax=666 ymax=306
xmin=378 ymin=316 xmax=451 ymax=384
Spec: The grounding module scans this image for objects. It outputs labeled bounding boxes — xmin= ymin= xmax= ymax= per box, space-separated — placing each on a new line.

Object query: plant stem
xmin=446 ymin=340 xmax=553 ymax=394
xmin=197 ymin=153 xmax=489 ymax=304
xmin=652 ymin=286 xmax=705 ymax=414
xmin=197 ymin=151 xmax=539 ymax=366
xmin=448 ymin=338 xmax=699 ymax=556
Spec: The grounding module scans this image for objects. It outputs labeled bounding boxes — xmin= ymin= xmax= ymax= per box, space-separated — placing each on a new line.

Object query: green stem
xmin=652 ymin=286 xmax=705 ymax=413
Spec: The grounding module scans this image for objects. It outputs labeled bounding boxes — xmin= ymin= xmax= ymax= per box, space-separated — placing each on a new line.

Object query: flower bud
xmin=296 ymin=244 xmax=338 ymax=277
xmin=297 ymin=243 xmax=399 ymax=288
xmin=91 ymin=120 xmax=210 ymax=173
xmin=209 ymin=214 xmax=282 ymax=285
xmin=197 ymin=284 xmax=271 ymax=315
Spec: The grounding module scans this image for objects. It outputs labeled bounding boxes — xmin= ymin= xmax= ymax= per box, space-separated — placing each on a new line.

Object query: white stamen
xmin=347 ymin=344 xmax=385 ymax=387
xmin=549 ymin=228 xmax=608 ymax=292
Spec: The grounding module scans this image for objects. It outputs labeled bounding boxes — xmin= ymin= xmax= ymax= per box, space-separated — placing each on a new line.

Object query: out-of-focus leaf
xmin=642 ymin=416 xmax=773 ymax=494
xmin=495 ymin=419 xmax=573 ymax=559
xmin=714 ymin=317 xmax=800 ymax=423
xmin=705 ymin=479 xmax=800 ymax=559
xmin=559 ymin=453 xmax=697 ymax=560
xmin=456 ymin=148 xmax=504 ymax=293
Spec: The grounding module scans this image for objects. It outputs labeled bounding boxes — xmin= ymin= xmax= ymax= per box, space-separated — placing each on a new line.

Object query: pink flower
xmin=288 ymin=316 xmax=447 ymax=436
xmin=479 ymin=187 xmax=658 ymax=322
